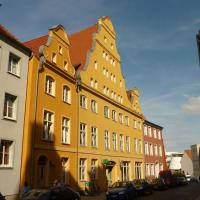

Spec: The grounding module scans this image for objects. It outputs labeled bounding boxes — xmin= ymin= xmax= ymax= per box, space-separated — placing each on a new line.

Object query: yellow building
xmin=20 ymin=17 xmax=144 ymax=192
xmin=69 ymin=16 xmax=144 ymax=191
xmin=21 ymin=25 xmax=78 ymax=189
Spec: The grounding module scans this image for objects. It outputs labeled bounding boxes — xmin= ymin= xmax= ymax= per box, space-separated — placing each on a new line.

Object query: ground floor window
xmin=121 ymin=161 xmax=130 ymax=181
xmin=145 ymin=164 xmax=150 ymax=177
xmin=135 ymin=162 xmax=142 ymax=179
xmin=91 ymin=159 xmax=98 ymax=180
xmin=0 ymin=139 xmax=13 ymax=167
xmin=150 ymin=164 xmax=155 ymax=176
xmin=61 ymin=157 xmax=68 ymax=183
xmin=80 ymin=158 xmax=86 ymax=181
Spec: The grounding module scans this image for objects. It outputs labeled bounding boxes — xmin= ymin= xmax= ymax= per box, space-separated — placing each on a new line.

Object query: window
xmin=150 ymin=164 xmax=155 ymax=176
xmin=90 ymin=78 xmax=94 ymax=87
xmin=45 ymin=76 xmax=55 ymax=96
xmin=145 ymin=142 xmax=149 ymax=155
xmin=62 ymin=117 xmax=70 ymax=144
xmin=153 ymin=129 xmax=157 ymax=138
xmin=3 ymin=93 xmax=17 ymax=120
xmin=94 ymin=61 xmax=98 ymax=70
xmin=121 ymin=162 xmax=130 ymax=181
xmin=106 ymin=70 xmax=109 ymax=77
xmin=138 ymin=139 xmax=142 ymax=154
xmin=135 ymin=162 xmax=142 ymax=179
xmin=112 ymin=110 xmax=117 ymax=121
xmin=113 ymin=60 xmax=116 ymax=66
xmin=91 ymin=126 xmax=98 ymax=147
xmin=91 ymin=159 xmax=97 ymax=180
xmin=64 ymin=61 xmax=68 ymax=71
xmin=103 ymin=51 xmax=105 ymax=58
xmin=119 ymin=134 xmax=124 ymax=151
xmin=80 ymin=123 xmax=87 ymax=146
xmin=104 ymin=130 xmax=110 ymax=150
xmin=126 ymin=136 xmax=130 ymax=152
xmin=104 ymin=106 xmax=109 ymax=118
xmin=106 ymin=88 xmax=109 ymax=96
xmin=112 ymin=132 xmax=117 ymax=151
xmin=103 ymin=68 xmax=106 ymax=75
xmin=79 ymin=159 xmax=86 ymax=181
xmin=104 ymin=36 xmax=107 ymax=43
xmin=91 ymin=100 xmax=97 ymax=113
xmin=144 ymin=125 xmax=147 ymax=136
xmin=154 ymin=145 xmax=158 ymax=156
xmin=138 ymin=122 xmax=141 ymax=130
xmin=145 ymin=164 xmax=150 ymax=177
xmin=63 ymin=86 xmax=71 ymax=103
xmin=0 ymin=140 xmax=13 ymax=167
xmin=124 ymin=116 xmax=129 ymax=126
xmin=8 ymin=53 xmax=20 ymax=76
xmin=119 ymin=113 xmax=123 ymax=124
xmin=103 ymin=86 xmax=106 ymax=94
xmin=148 ymin=126 xmax=152 ymax=137
xmin=149 ymin=144 xmax=153 ymax=156
xmin=43 ymin=111 xmax=54 ymax=141
xmin=94 ymin=80 xmax=98 ymax=89
xmin=61 ymin=157 xmax=68 ymax=183
xmin=59 ymin=45 xmax=63 ymax=54
xmin=159 ymin=146 xmax=162 ymax=156
xmin=158 ymin=130 xmax=161 ymax=139
xmin=134 ymin=120 xmax=137 ymax=129
xmin=52 ymin=52 xmax=57 ymax=63
xmin=80 ymin=95 xmax=87 ymax=109
xmin=134 ymin=138 xmax=138 ymax=153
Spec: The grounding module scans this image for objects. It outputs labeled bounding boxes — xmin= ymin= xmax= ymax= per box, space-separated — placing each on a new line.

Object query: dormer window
xmin=52 ymin=53 xmax=57 ymax=63
xmin=94 ymin=61 xmax=98 ymax=70
xmin=59 ymin=45 xmax=63 ymax=54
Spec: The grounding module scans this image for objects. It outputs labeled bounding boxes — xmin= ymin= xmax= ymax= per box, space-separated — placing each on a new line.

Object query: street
xmin=82 ymin=182 xmax=200 ymax=200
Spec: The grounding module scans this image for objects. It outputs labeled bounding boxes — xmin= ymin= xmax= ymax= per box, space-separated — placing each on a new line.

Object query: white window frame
xmin=112 ymin=132 xmax=117 ymax=151
xmin=0 ymin=139 xmax=14 ymax=167
xmin=43 ymin=110 xmax=54 ymax=141
xmin=144 ymin=125 xmax=148 ymax=135
xmin=91 ymin=159 xmax=98 ymax=180
xmin=62 ymin=117 xmax=70 ymax=144
xmin=126 ymin=136 xmax=130 ymax=152
xmin=153 ymin=129 xmax=157 ymax=138
xmin=80 ymin=158 xmax=86 ymax=181
xmin=112 ymin=110 xmax=117 ymax=121
xmin=80 ymin=95 xmax=87 ymax=109
xmin=119 ymin=134 xmax=124 ymax=151
xmin=45 ymin=76 xmax=55 ymax=96
xmin=63 ymin=85 xmax=71 ymax=104
xmin=121 ymin=161 xmax=130 ymax=181
xmin=8 ymin=53 xmax=20 ymax=76
xmin=80 ymin=123 xmax=87 ymax=146
xmin=104 ymin=106 xmax=110 ymax=118
xmin=104 ymin=130 xmax=110 ymax=150
xmin=91 ymin=126 xmax=98 ymax=148
xmin=125 ymin=116 xmax=129 ymax=126
xmin=91 ymin=100 xmax=98 ymax=113
xmin=3 ymin=93 xmax=17 ymax=120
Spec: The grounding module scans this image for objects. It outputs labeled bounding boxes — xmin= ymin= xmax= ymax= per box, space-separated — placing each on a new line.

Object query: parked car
xmin=185 ymin=175 xmax=191 ymax=182
xmin=159 ymin=170 xmax=176 ymax=187
xmin=151 ymin=178 xmax=166 ymax=190
xmin=132 ymin=179 xmax=153 ymax=195
xmin=175 ymin=176 xmax=188 ymax=186
xmin=21 ymin=185 xmax=80 ymax=200
xmin=106 ymin=181 xmax=137 ymax=200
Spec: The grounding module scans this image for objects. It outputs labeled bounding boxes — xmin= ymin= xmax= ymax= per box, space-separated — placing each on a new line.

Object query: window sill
xmin=7 ymin=71 xmax=20 ymax=78
xmin=63 ymin=100 xmax=71 ymax=105
xmin=45 ymin=92 xmax=55 ymax=98
xmin=0 ymin=166 xmax=13 ymax=169
xmin=42 ymin=139 xmax=54 ymax=143
xmin=3 ymin=117 xmax=17 ymax=122
xmin=62 ymin=142 xmax=70 ymax=145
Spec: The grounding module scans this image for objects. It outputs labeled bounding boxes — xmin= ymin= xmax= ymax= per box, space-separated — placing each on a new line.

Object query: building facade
xmin=181 ymin=150 xmax=193 ymax=176
xmin=143 ymin=120 xmax=167 ymax=179
xmin=69 ymin=17 xmax=145 ymax=191
xmin=166 ymin=152 xmax=183 ymax=172
xmin=191 ymin=144 xmax=200 ymax=180
xmin=21 ymin=17 xmax=145 ymax=192
xmin=20 ymin=25 xmax=78 ymax=190
xmin=0 ymin=25 xmax=31 ymax=199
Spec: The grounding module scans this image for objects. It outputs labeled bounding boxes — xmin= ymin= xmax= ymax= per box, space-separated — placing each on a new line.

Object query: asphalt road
xmin=138 ymin=182 xmax=200 ymax=200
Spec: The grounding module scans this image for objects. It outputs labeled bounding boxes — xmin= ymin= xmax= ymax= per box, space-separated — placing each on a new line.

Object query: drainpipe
xmin=30 ymin=48 xmax=45 ymax=187
xmin=75 ymin=70 xmax=82 ymax=190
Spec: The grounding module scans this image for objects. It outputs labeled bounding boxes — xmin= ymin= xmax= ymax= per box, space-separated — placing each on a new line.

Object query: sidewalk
xmin=81 ymin=192 xmax=106 ymax=200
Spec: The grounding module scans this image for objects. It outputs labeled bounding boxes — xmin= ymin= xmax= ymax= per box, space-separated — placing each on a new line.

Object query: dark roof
xmin=144 ymin=119 xmax=163 ymax=129
xmin=0 ymin=24 xmax=31 ymax=55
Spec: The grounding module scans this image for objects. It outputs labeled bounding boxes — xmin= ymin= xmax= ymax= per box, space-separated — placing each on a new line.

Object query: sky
xmin=1 ymin=0 xmax=200 ymax=152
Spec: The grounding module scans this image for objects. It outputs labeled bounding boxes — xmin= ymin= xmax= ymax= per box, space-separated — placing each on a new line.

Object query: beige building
xmin=191 ymin=144 xmax=200 ymax=180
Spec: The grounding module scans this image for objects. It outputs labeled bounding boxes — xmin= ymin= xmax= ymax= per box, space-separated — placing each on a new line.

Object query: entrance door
xmin=37 ymin=156 xmax=48 ymax=188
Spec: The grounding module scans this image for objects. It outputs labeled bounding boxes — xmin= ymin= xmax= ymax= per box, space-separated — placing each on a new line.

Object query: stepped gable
xmin=69 ymin=24 xmax=98 ymax=70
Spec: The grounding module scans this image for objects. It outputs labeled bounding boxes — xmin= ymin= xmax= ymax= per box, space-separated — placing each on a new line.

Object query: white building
xmin=181 ymin=150 xmax=193 ymax=176
xmin=166 ymin=152 xmax=183 ymax=171
xmin=0 ymin=25 xmax=31 ymax=199
xmin=191 ymin=144 xmax=200 ymax=180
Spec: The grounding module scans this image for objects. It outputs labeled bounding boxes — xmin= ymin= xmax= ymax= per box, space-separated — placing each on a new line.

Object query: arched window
xmin=63 ymin=85 xmax=71 ymax=104
xmin=45 ymin=76 xmax=55 ymax=96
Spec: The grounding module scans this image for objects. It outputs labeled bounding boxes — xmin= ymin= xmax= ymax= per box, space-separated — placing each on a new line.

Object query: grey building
xmin=191 ymin=144 xmax=200 ymax=180
xmin=181 ymin=150 xmax=193 ymax=176
xmin=0 ymin=25 xmax=31 ymax=199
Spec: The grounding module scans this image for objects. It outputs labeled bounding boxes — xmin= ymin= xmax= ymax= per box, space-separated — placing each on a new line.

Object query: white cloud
xmin=182 ymin=96 xmax=200 ymax=114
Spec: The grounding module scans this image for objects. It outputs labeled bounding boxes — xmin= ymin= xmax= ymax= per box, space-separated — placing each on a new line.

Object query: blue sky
xmin=1 ymin=0 xmax=200 ymax=152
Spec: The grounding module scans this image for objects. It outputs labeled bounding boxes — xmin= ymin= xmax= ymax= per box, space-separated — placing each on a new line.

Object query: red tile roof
xmin=24 ymin=35 xmax=48 ymax=57
xmin=0 ymin=24 xmax=31 ymax=54
xmin=69 ymin=24 xmax=98 ymax=69
xmin=185 ymin=149 xmax=192 ymax=159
